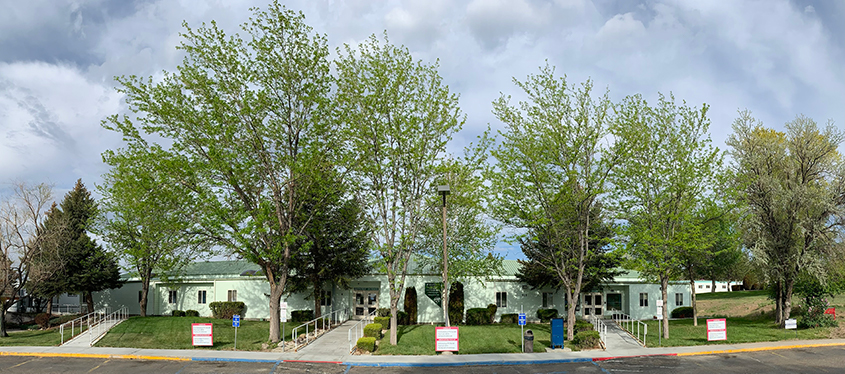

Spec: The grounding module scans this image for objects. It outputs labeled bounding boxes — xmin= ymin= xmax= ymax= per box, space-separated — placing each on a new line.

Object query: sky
xmin=1 ymin=0 xmax=843 ymax=260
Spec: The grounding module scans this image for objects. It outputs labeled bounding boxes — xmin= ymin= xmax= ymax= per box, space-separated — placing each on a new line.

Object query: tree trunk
xmin=0 ymin=305 xmax=8 ymax=337
xmin=774 ymin=280 xmax=783 ymax=325
xmin=314 ymin=287 xmax=322 ymax=319
xmin=782 ymin=277 xmax=795 ymax=326
xmin=389 ymin=283 xmax=400 ymax=345
xmin=711 ymin=279 xmax=716 ymax=293
xmin=85 ymin=292 xmax=94 ymax=314
xmin=140 ymin=277 xmax=150 ymax=317
xmin=46 ymin=298 xmax=53 ymax=317
xmin=661 ymin=277 xmax=669 ymax=339
xmin=268 ymin=281 xmax=284 ymax=343
xmin=689 ymin=278 xmax=697 ymax=326
xmin=727 ymin=281 xmax=732 ymax=292
xmin=566 ymin=290 xmax=576 ymax=341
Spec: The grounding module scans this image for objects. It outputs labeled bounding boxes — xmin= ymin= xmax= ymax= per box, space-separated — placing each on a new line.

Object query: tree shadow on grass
xmin=396 ymin=325 xmax=423 ymax=342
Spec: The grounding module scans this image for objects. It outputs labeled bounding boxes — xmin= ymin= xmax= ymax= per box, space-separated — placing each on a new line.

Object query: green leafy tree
xmin=726 ymin=111 xmax=845 ymax=326
xmin=490 ymin=65 xmax=623 ymax=340
xmin=335 ymin=34 xmax=464 ymax=345
xmin=613 ymin=94 xmax=722 ymax=339
xmin=417 ymin=136 xmax=502 ymax=327
xmin=97 ymin=146 xmax=209 ymax=316
xmin=286 ymin=167 xmax=370 ymax=318
xmin=102 ymin=2 xmax=340 ymax=342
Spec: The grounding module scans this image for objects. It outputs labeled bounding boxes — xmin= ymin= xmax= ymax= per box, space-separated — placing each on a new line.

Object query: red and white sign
xmin=435 ymin=326 xmax=459 ymax=352
xmin=706 ymin=318 xmax=727 ymax=341
xmin=192 ymin=323 xmax=214 ymax=346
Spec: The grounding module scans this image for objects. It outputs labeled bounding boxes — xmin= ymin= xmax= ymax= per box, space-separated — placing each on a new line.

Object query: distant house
xmin=93 ymin=260 xmax=691 ymax=322
xmin=693 ymin=280 xmax=732 ymax=294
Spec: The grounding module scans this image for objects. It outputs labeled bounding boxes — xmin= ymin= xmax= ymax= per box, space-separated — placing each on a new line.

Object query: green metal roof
xmin=180 ymin=260 xmax=262 ymax=277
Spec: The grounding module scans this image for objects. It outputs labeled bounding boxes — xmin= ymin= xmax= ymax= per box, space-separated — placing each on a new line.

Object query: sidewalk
xmin=3 ymin=330 xmax=845 ymax=367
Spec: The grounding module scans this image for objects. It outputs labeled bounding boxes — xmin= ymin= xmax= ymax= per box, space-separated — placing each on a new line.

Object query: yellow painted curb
xmin=676 ymin=342 xmax=845 ymax=357
xmin=0 ymin=351 xmax=190 ymax=361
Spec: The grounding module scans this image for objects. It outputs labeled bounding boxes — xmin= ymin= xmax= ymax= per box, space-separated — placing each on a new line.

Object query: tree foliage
xmin=102 ymin=1 xmax=340 ymax=342
xmin=613 ymin=93 xmax=722 ymax=338
xmin=490 ymin=65 xmax=622 ymax=340
xmin=335 ymin=33 xmax=464 ymax=345
xmin=727 ymin=111 xmax=845 ymax=326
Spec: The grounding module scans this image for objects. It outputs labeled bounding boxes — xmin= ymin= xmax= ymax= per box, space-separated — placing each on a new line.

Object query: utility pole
xmin=438 ymin=185 xmax=451 ymax=327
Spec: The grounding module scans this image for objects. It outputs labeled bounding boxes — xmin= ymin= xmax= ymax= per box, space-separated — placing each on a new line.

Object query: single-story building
xmin=693 ymin=280 xmax=733 ymax=294
xmin=93 ymin=259 xmax=691 ymax=322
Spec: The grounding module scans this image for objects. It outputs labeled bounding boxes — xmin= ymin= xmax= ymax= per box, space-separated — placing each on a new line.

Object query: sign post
xmin=191 ymin=323 xmax=213 ymax=347
xmin=519 ymin=305 xmax=525 ymax=353
xmin=785 ymin=318 xmax=797 ymax=339
xmin=233 ymin=314 xmax=240 ymax=351
xmin=280 ymin=302 xmax=288 ymax=352
xmin=706 ymin=318 xmax=727 ymax=341
xmin=435 ymin=326 xmax=459 ymax=352
xmin=656 ymin=299 xmax=663 ymax=346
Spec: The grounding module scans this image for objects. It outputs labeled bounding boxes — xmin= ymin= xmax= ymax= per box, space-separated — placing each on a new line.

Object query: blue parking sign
xmin=233 ymin=314 xmax=240 ymax=327
xmin=518 ymin=313 xmax=526 ymax=326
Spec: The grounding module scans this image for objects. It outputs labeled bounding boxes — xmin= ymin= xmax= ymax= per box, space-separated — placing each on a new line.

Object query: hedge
xmin=376 ymin=308 xmax=391 ymax=317
xmin=374 ymin=316 xmax=391 ymax=330
xmin=466 ymin=308 xmax=491 ymax=325
xmin=364 ymin=323 xmax=382 ymax=338
xmin=209 ymin=302 xmax=246 ymax=319
xmin=575 ymin=320 xmax=594 ymax=333
xmin=500 ymin=313 xmax=519 ymax=324
xmin=573 ymin=330 xmax=601 ymax=350
xmin=396 ymin=311 xmax=409 ymax=325
xmin=671 ymin=306 xmax=694 ymax=318
xmin=448 ymin=282 xmax=464 ymax=325
xmin=404 ymin=287 xmax=418 ymax=325
xmin=537 ymin=308 xmax=558 ymax=322
xmin=291 ymin=310 xmax=314 ymax=323
xmin=185 ymin=310 xmax=200 ymax=317
xmin=357 ymin=337 xmax=376 ymax=352
xmin=34 ymin=313 xmax=50 ymax=329
xmin=486 ymin=304 xmax=498 ymax=324
xmin=171 ymin=310 xmax=186 ymax=317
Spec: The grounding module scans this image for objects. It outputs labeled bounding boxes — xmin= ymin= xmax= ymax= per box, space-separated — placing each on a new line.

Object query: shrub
xmin=671 ymin=306 xmax=694 ymax=319
xmin=798 ymin=296 xmax=838 ymax=329
xmin=364 ymin=323 xmax=382 ymax=338
xmin=486 ymin=304 xmax=498 ymax=324
xmin=575 ymin=320 xmax=593 ymax=333
xmin=291 ymin=310 xmax=314 ymax=323
xmin=448 ymin=281 xmax=464 ymax=324
xmin=357 ymin=337 xmax=376 ymax=352
xmin=376 ymin=308 xmax=391 ymax=317
xmin=397 ymin=311 xmax=409 ymax=325
xmin=500 ymin=313 xmax=519 ymax=324
xmin=209 ymin=302 xmax=246 ymax=319
xmin=34 ymin=313 xmax=51 ymax=329
xmin=374 ymin=316 xmax=391 ymax=330
xmin=404 ymin=287 xmax=417 ymax=325
xmin=185 ymin=310 xmax=200 ymax=317
xmin=466 ymin=308 xmax=491 ymax=325
xmin=573 ymin=330 xmax=601 ymax=350
xmin=537 ymin=308 xmax=558 ymax=323
xmin=171 ymin=310 xmax=186 ymax=317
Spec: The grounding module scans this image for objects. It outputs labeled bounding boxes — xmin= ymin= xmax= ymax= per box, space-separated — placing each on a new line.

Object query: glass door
xmin=583 ymin=293 xmax=603 ymax=316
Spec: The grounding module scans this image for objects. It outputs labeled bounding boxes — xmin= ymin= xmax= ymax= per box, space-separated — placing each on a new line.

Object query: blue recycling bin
xmin=551 ymin=318 xmax=564 ymax=349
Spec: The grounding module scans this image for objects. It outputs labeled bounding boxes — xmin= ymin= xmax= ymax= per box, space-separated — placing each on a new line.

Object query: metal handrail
xmin=590 ymin=315 xmax=608 ymax=350
xmin=347 ymin=308 xmax=378 ymax=352
xmin=291 ymin=308 xmax=349 ymax=352
xmin=59 ymin=310 xmax=99 ymax=345
xmin=88 ymin=306 xmax=128 ymax=346
xmin=613 ymin=312 xmax=647 ymax=347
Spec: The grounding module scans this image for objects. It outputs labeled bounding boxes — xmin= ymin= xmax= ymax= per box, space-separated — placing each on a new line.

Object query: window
xmin=675 ymin=293 xmax=683 ymax=306
xmin=697 ymin=285 xmax=702 ymax=289
xmin=320 ymin=290 xmax=332 ymax=306
xmin=496 ymin=292 xmax=508 ymax=308
xmin=639 ymin=293 xmax=648 ymax=307
xmin=198 ymin=290 xmax=207 ymax=304
xmin=721 ymin=285 xmax=726 ymax=289
xmin=168 ymin=290 xmax=177 ymax=304
xmin=227 ymin=290 xmax=238 ymax=302
xmin=542 ymin=292 xmax=554 ymax=308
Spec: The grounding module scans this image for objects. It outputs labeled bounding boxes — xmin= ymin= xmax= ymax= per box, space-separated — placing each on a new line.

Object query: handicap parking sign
xmin=233 ymin=314 xmax=240 ymax=327
xmin=518 ymin=313 xmax=526 ymax=326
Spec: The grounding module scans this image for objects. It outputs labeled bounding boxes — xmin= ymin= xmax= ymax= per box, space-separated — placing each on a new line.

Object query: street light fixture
xmin=437 ymin=185 xmax=450 ymax=327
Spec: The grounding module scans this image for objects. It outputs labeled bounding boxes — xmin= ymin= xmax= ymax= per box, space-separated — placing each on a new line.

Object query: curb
xmin=675 ymin=342 xmax=845 ymax=357
xmin=0 ymin=351 xmax=189 ymax=361
xmin=345 ymin=358 xmax=595 ymax=367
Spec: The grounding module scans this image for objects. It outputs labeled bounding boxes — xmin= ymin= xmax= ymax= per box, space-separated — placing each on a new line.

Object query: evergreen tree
xmin=27 ymin=203 xmax=70 ymax=315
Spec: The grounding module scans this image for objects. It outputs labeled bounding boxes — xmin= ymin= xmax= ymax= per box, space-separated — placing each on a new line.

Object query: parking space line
xmin=4 ymin=357 xmax=37 ymax=371
xmin=87 ymin=359 xmax=109 ymax=373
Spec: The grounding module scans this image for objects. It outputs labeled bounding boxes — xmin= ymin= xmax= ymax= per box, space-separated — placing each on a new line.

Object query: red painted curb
xmin=283 ymin=359 xmax=344 ymax=364
xmin=593 ymin=353 xmax=678 ymax=361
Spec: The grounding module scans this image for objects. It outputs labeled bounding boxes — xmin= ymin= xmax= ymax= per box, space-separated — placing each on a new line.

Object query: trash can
xmin=523 ymin=329 xmax=534 ymax=353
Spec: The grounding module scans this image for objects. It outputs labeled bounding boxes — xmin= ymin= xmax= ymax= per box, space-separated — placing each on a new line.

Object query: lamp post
xmin=438 ymin=185 xmax=450 ymax=327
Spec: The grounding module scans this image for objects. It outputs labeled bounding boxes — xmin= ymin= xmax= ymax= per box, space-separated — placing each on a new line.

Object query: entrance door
xmin=583 ymin=293 xmax=603 ymax=316
xmin=354 ymin=291 xmax=378 ymax=317
xmin=606 ymin=293 xmax=622 ymax=317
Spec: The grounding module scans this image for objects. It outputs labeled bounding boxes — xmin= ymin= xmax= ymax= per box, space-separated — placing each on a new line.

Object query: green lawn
xmin=0 ymin=329 xmax=65 ymax=346
xmin=631 ymin=317 xmax=830 ymax=347
xmin=96 ymin=316 xmax=296 ymax=351
xmin=375 ymin=324 xmax=562 ymax=355
xmin=696 ymin=290 xmax=769 ymax=301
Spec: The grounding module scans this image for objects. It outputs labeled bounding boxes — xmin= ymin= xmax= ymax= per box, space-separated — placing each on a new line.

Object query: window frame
xmin=496 ymin=291 xmax=508 ymax=308
xmin=198 ymin=290 xmax=207 ymax=304
xmin=639 ymin=293 xmax=648 ymax=307
xmin=227 ymin=290 xmax=237 ymax=302
xmin=675 ymin=292 xmax=683 ymax=306
xmin=542 ymin=292 xmax=553 ymax=308
xmin=168 ymin=290 xmax=177 ymax=304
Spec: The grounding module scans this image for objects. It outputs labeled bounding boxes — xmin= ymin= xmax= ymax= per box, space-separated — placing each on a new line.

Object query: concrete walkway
xmin=292 ymin=320 xmax=358 ymax=361
xmin=604 ymin=320 xmax=646 ymax=350
xmin=62 ymin=319 xmax=123 ymax=347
